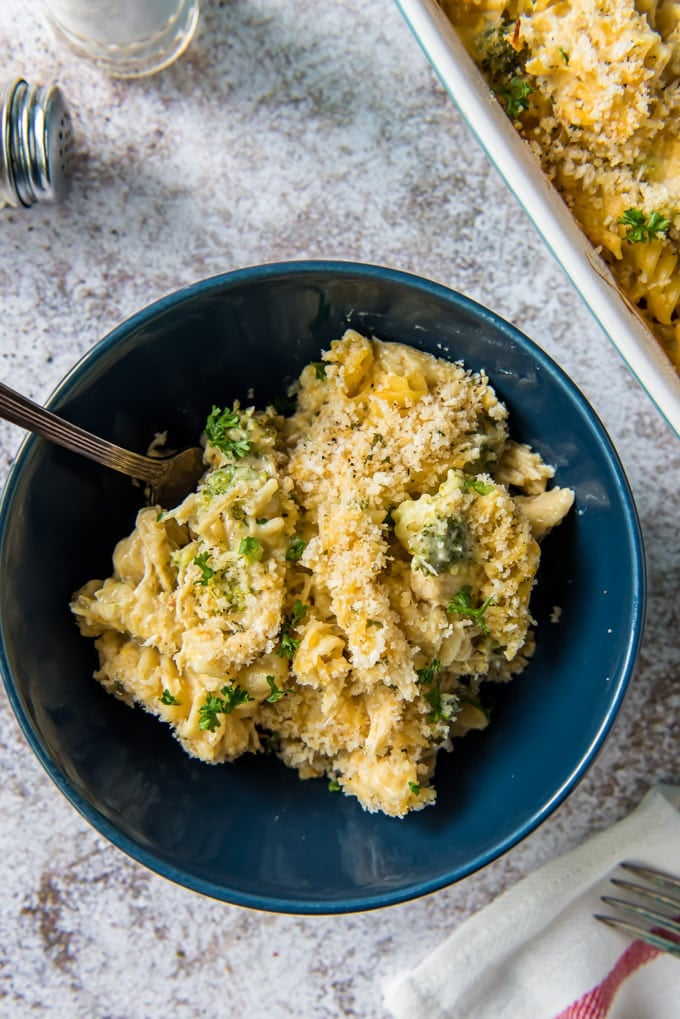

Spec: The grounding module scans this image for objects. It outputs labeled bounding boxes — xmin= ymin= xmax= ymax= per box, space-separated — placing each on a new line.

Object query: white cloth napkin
xmin=384 ymin=785 xmax=680 ymax=1019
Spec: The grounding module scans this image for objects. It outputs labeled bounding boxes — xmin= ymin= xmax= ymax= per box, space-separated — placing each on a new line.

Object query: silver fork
xmin=0 ymin=380 xmax=205 ymax=506
xmin=595 ymin=862 xmax=680 ymax=958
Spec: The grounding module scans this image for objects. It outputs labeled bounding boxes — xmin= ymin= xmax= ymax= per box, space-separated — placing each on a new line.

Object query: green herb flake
xmin=446 ymin=586 xmax=495 ymax=634
xmin=291 ymin=599 xmax=308 ymax=626
xmin=416 ymin=658 xmax=441 ymax=685
xmin=277 ymin=632 xmax=300 ymax=659
xmin=618 ymin=208 xmax=670 ymax=243
xmin=228 ymin=437 xmax=250 ymax=459
xmin=366 ymin=618 xmax=384 ymax=628
xmin=160 ymin=689 xmax=181 ymax=706
xmin=285 ymin=535 xmax=307 ymax=562
xmin=265 ymin=675 xmax=292 ymax=703
xmin=193 ymin=550 xmax=215 ymax=586
xmin=328 ymin=778 xmax=341 ymax=792
xmin=424 ymin=681 xmax=451 ymax=724
xmin=198 ymin=693 xmax=226 ymax=732
xmin=239 ymin=536 xmax=263 ymax=563
xmin=256 ymin=517 xmax=268 ymax=526
xmin=198 ymin=683 xmax=252 ymax=731
xmin=221 ymin=684 xmax=251 ymax=712
xmin=499 ymin=75 xmax=533 ymax=118
xmin=276 ymin=600 xmax=308 ymax=659
xmin=204 ymin=405 xmax=251 ymax=460
xmin=558 ymin=47 xmax=569 ymax=64
xmin=311 ymin=361 xmax=327 ymax=380
xmin=408 ymin=781 xmax=421 ymax=796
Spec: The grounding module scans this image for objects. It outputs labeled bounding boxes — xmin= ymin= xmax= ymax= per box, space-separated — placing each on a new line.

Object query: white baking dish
xmin=395 ymin=0 xmax=680 ymax=438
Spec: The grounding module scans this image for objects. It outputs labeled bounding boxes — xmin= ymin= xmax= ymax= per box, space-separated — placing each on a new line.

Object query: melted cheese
xmin=71 ymin=331 xmax=573 ymax=817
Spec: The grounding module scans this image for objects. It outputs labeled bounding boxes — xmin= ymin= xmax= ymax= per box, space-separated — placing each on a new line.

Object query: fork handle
xmin=0 ymin=380 xmax=164 ymax=485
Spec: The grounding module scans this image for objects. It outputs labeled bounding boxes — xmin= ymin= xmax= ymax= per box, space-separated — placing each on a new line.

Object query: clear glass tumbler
xmin=40 ymin=0 xmax=200 ymax=78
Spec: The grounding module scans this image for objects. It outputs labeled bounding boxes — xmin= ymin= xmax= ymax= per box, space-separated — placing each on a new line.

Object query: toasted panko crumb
xmin=71 ymin=331 xmax=573 ymax=817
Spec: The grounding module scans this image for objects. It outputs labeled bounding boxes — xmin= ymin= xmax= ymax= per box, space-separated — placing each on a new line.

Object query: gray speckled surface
xmin=0 ymin=2 xmax=678 ymax=1016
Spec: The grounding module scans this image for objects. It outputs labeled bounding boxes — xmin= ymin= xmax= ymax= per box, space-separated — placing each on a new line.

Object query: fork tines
xmin=595 ymin=862 xmax=680 ymax=958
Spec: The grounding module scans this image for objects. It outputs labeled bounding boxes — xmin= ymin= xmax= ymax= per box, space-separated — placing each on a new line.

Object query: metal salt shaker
xmin=0 ymin=78 xmax=73 ymax=207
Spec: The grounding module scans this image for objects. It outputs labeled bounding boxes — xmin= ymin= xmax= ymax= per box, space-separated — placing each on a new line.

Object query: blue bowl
xmin=0 ymin=262 xmax=645 ymax=913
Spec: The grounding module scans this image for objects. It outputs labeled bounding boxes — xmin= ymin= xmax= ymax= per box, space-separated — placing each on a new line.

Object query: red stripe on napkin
xmin=554 ymin=940 xmax=660 ymax=1019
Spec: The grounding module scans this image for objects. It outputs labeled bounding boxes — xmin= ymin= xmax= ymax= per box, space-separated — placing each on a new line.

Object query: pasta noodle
xmin=439 ymin=0 xmax=680 ymax=371
xmin=71 ymin=331 xmax=573 ymax=817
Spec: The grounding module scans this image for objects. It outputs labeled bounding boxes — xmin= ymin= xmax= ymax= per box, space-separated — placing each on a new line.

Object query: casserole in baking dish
xmin=396 ymin=0 xmax=680 ymax=437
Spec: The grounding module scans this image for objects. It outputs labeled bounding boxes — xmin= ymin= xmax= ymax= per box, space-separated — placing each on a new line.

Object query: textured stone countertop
xmin=0 ymin=2 xmax=678 ymax=1016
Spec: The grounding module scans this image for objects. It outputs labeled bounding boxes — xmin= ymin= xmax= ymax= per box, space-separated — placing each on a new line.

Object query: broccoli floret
xmin=478 ymin=21 xmax=527 ymax=83
xmin=417 ymin=516 xmax=469 ymax=574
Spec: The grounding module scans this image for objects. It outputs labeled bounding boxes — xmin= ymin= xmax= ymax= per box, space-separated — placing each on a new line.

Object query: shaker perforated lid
xmin=0 ymin=78 xmax=73 ymax=207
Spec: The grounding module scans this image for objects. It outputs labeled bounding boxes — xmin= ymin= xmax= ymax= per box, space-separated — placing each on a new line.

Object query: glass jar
xmin=39 ymin=0 xmax=200 ymax=78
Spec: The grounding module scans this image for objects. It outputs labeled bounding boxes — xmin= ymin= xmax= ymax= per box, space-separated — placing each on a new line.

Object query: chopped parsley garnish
xmin=220 ymin=684 xmax=251 ymax=713
xmin=290 ymin=599 xmax=308 ymax=626
xmin=198 ymin=693 xmax=228 ymax=731
xmin=462 ymin=476 xmax=494 ymax=496
xmin=499 ymin=75 xmax=533 ymax=118
xmin=226 ymin=436 xmax=250 ymax=459
xmin=558 ymin=47 xmax=569 ymax=64
xmin=160 ymin=689 xmax=181 ymax=706
xmin=328 ymin=778 xmax=341 ymax=792
xmin=366 ymin=618 xmax=384 ymax=628
xmin=239 ymin=536 xmax=263 ymax=563
xmin=408 ymin=781 xmax=421 ymax=796
xmin=278 ymin=633 xmax=300 ymax=659
xmin=265 ymin=675 xmax=292 ymax=703
xmin=371 ymin=433 xmax=387 ymax=448
xmin=193 ymin=550 xmax=215 ymax=586
xmin=424 ymin=681 xmax=456 ymax=724
xmin=204 ymin=405 xmax=251 ymax=460
xmin=207 ymin=405 xmax=239 ymax=432
xmin=276 ymin=600 xmax=308 ymax=659
xmin=198 ymin=683 xmax=251 ymax=731
xmin=446 ymin=586 xmax=495 ymax=634
xmin=311 ymin=361 xmax=327 ymax=380
xmin=256 ymin=517 xmax=268 ymax=526
xmin=285 ymin=535 xmax=307 ymax=562
xmin=416 ymin=658 xmax=441 ymax=685
xmin=618 ymin=208 xmax=669 ymax=243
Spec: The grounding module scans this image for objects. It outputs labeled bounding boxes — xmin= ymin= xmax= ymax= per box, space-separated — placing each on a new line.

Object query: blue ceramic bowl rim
xmin=0 ymin=260 xmax=646 ymax=913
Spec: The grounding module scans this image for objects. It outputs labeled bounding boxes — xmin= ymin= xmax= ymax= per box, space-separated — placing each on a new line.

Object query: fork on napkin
xmin=383 ymin=785 xmax=680 ymax=1019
